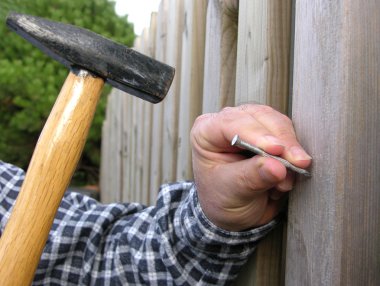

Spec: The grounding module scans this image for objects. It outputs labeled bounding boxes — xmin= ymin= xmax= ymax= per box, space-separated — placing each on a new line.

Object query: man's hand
xmin=190 ymin=104 xmax=311 ymax=231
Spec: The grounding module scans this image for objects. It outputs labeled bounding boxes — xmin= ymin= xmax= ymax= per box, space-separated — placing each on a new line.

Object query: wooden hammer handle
xmin=0 ymin=70 xmax=104 ymax=285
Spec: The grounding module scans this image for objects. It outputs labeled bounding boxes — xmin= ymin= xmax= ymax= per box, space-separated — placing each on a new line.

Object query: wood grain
xmin=100 ymin=98 xmax=110 ymax=202
xmin=134 ymin=33 xmax=146 ymax=203
xmin=121 ymin=93 xmax=132 ymax=202
xmin=161 ymin=0 xmax=184 ymax=184
xmin=149 ymin=0 xmax=168 ymax=204
xmin=176 ymin=0 xmax=207 ymax=181
xmin=235 ymin=0 xmax=291 ymax=112
xmin=286 ymin=1 xmax=380 ymax=285
xmin=140 ymin=13 xmax=157 ymax=205
xmin=202 ymin=0 xmax=238 ymax=113
xmin=0 ymin=71 xmax=104 ymax=285
xmin=234 ymin=0 xmax=292 ymax=285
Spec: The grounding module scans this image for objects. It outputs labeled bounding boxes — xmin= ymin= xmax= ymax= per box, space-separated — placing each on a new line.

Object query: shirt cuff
xmin=175 ymin=183 xmax=281 ymax=261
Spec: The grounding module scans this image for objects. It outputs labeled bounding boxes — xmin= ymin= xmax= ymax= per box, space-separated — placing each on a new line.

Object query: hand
xmin=190 ymin=104 xmax=312 ymax=231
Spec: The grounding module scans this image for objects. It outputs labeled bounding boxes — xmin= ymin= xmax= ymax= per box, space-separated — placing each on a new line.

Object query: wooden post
xmin=286 ymin=1 xmax=380 ymax=285
xmin=121 ymin=93 xmax=132 ymax=202
xmin=141 ymin=14 xmax=157 ymax=205
xmin=149 ymin=0 xmax=168 ymax=204
xmin=100 ymin=97 xmax=111 ymax=202
xmin=161 ymin=0 xmax=184 ymax=184
xmin=128 ymin=37 xmax=140 ymax=203
xmin=134 ymin=31 xmax=149 ymax=203
xmin=233 ymin=0 xmax=292 ymax=285
xmin=202 ymin=0 xmax=238 ymax=113
xmin=176 ymin=0 xmax=207 ymax=181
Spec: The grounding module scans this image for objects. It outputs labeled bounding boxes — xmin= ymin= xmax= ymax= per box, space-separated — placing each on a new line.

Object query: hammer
xmin=0 ymin=13 xmax=174 ymax=285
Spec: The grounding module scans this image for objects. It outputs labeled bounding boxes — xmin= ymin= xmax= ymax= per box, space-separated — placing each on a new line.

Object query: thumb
xmin=217 ymin=156 xmax=287 ymax=194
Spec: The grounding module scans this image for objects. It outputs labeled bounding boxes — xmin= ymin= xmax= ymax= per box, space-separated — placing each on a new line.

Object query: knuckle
xmin=219 ymin=107 xmax=237 ymax=123
xmin=192 ymin=113 xmax=212 ymax=128
xmin=274 ymin=125 xmax=295 ymax=139
xmin=280 ymin=113 xmax=293 ymax=125
xmin=190 ymin=113 xmax=216 ymax=146
xmin=220 ymin=106 xmax=234 ymax=113
xmin=253 ymin=104 xmax=276 ymax=116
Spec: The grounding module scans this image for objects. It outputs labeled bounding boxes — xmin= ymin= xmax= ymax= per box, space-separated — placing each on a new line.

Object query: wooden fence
xmin=100 ymin=0 xmax=380 ymax=285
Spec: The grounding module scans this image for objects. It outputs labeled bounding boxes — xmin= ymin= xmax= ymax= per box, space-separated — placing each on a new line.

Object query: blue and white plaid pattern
xmin=0 ymin=161 xmax=278 ymax=285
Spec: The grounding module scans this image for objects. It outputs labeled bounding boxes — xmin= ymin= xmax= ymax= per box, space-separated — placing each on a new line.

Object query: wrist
xmin=196 ymin=184 xmax=270 ymax=232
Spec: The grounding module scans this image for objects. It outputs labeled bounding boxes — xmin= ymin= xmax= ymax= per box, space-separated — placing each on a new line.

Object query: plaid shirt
xmin=0 ymin=161 xmax=278 ymax=285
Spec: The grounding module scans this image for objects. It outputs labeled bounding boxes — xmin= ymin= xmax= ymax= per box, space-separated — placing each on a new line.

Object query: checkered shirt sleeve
xmin=0 ymin=161 xmax=279 ymax=285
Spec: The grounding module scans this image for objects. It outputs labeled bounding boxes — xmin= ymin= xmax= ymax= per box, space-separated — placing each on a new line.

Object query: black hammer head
xmin=6 ymin=12 xmax=174 ymax=103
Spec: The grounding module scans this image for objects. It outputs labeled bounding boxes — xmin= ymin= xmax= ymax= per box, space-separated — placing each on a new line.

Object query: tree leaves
xmin=0 ymin=0 xmax=135 ymax=185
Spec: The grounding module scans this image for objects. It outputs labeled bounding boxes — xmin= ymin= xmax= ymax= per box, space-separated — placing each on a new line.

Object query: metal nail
xmin=231 ymin=135 xmax=311 ymax=177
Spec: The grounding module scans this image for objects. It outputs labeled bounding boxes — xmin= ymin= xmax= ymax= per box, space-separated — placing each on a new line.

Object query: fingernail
xmin=290 ymin=146 xmax=312 ymax=161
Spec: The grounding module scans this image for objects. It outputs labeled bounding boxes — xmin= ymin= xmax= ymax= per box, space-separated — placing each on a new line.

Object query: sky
xmin=113 ymin=0 xmax=161 ymax=35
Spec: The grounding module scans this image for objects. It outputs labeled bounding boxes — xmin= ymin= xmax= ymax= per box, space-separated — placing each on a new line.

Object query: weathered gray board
xmin=149 ymin=0 xmax=168 ymax=204
xmin=234 ymin=0 xmax=292 ymax=285
xmin=202 ymin=0 xmax=238 ymax=114
xmin=161 ymin=0 xmax=184 ymax=184
xmin=176 ymin=0 xmax=207 ymax=181
xmin=286 ymin=1 xmax=380 ymax=285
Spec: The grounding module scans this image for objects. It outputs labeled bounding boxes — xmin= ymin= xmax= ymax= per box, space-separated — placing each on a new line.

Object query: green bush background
xmin=0 ymin=0 xmax=135 ymax=185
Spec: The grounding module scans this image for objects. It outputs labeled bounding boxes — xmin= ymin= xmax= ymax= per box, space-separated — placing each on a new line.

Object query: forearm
xmin=127 ymin=182 xmax=280 ymax=285
xmin=0 ymin=162 xmax=279 ymax=285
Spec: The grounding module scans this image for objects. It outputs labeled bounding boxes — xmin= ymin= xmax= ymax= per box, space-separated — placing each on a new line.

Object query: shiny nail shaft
xmin=231 ymin=135 xmax=311 ymax=177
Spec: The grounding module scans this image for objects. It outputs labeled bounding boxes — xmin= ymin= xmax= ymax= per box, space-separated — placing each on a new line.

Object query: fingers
xmin=191 ymin=106 xmax=284 ymax=154
xmin=191 ymin=103 xmax=310 ymax=230
xmin=240 ymin=104 xmax=312 ymax=166
xmin=215 ymin=156 xmax=288 ymax=199
xmin=191 ymin=104 xmax=312 ymax=168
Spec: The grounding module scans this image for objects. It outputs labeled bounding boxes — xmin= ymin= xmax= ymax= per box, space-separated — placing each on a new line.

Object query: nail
xmin=231 ymin=135 xmax=311 ymax=177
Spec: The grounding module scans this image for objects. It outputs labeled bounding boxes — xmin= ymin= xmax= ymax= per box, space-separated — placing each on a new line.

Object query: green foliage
xmin=0 ymin=0 xmax=135 ymax=185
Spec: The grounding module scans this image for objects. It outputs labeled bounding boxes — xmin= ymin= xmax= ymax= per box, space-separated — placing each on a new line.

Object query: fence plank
xmin=141 ymin=13 xmax=157 ymax=205
xmin=100 ymin=112 xmax=109 ymax=202
xmin=149 ymin=0 xmax=168 ymax=204
xmin=176 ymin=0 xmax=207 ymax=181
xmin=286 ymin=1 xmax=380 ymax=285
xmin=101 ymin=90 xmax=123 ymax=203
xmin=234 ymin=0 xmax=292 ymax=285
xmin=136 ymin=33 xmax=148 ymax=203
xmin=235 ymin=0 xmax=291 ymax=112
xmin=161 ymin=0 xmax=184 ymax=184
xmin=202 ymin=0 xmax=238 ymax=113
xmin=121 ymin=94 xmax=132 ymax=202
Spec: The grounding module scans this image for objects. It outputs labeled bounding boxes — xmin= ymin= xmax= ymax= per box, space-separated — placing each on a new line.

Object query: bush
xmin=0 ymin=0 xmax=134 ymax=185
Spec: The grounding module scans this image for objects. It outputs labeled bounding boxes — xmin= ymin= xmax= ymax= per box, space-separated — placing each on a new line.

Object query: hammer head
xmin=6 ymin=12 xmax=174 ymax=103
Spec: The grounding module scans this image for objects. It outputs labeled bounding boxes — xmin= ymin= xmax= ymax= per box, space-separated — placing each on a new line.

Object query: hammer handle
xmin=0 ymin=70 xmax=104 ymax=285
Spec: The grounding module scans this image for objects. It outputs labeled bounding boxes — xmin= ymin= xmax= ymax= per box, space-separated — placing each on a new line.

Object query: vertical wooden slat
xmin=161 ymin=0 xmax=184 ymax=184
xmin=100 ymin=100 xmax=110 ymax=202
xmin=135 ymin=33 xmax=147 ymax=203
xmin=125 ymin=68 xmax=137 ymax=203
xmin=116 ymin=91 xmax=124 ymax=202
xmin=108 ymin=90 xmax=123 ymax=203
xmin=127 ymin=37 xmax=141 ymax=203
xmin=121 ymin=94 xmax=132 ymax=202
xmin=286 ymin=1 xmax=380 ymax=285
xmin=202 ymin=0 xmax=238 ymax=113
xmin=176 ymin=0 xmax=207 ymax=181
xmin=235 ymin=0 xmax=291 ymax=112
xmin=141 ymin=14 xmax=157 ymax=205
xmin=234 ymin=0 xmax=292 ymax=285
xmin=149 ymin=0 xmax=168 ymax=204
